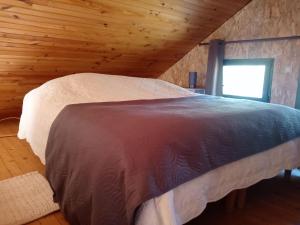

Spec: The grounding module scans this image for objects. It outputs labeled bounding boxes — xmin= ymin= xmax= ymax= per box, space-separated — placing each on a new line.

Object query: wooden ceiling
xmin=0 ymin=0 xmax=251 ymax=117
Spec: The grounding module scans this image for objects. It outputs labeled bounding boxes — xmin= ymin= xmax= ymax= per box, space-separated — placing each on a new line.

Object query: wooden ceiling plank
xmin=0 ymin=5 xmax=215 ymax=33
xmin=0 ymin=22 xmax=205 ymax=51
xmin=0 ymin=1 xmax=209 ymax=30
xmin=31 ymin=0 xmax=228 ymax=25
xmin=0 ymin=35 xmax=192 ymax=59
xmin=0 ymin=14 xmax=211 ymax=44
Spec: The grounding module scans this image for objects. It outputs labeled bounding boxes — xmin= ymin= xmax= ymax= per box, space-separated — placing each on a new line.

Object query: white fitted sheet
xmin=18 ymin=73 xmax=300 ymax=225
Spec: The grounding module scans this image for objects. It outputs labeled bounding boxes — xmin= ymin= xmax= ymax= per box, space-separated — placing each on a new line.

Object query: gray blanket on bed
xmin=45 ymin=95 xmax=300 ymax=225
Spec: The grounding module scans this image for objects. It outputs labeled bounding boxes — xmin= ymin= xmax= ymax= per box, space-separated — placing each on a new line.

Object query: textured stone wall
xmin=159 ymin=45 xmax=209 ymax=88
xmin=159 ymin=0 xmax=300 ymax=107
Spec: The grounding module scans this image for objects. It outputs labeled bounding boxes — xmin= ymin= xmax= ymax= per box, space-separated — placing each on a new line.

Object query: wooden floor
xmin=0 ymin=120 xmax=299 ymax=225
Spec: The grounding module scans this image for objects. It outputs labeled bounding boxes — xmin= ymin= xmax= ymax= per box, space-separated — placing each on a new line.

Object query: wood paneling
xmin=159 ymin=0 xmax=300 ymax=107
xmin=0 ymin=0 xmax=251 ymax=117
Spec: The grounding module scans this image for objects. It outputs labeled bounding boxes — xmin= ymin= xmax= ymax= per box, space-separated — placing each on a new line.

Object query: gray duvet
xmin=45 ymin=95 xmax=300 ymax=225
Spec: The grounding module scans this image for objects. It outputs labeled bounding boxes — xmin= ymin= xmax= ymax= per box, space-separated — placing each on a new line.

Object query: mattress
xmin=18 ymin=73 xmax=300 ymax=225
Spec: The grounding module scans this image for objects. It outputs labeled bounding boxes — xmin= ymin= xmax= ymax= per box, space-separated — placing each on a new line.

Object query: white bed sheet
xmin=18 ymin=73 xmax=300 ymax=225
xmin=18 ymin=73 xmax=197 ymax=164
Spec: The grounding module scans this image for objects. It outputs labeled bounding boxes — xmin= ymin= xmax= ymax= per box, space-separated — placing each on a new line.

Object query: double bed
xmin=18 ymin=73 xmax=300 ymax=225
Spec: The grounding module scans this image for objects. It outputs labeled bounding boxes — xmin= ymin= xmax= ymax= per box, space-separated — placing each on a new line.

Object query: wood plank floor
xmin=0 ymin=119 xmax=299 ymax=225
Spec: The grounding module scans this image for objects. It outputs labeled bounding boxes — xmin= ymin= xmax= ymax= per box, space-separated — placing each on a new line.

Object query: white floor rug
xmin=0 ymin=171 xmax=59 ymax=225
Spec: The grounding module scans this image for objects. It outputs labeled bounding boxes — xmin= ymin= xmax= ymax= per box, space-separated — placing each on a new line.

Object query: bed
xmin=18 ymin=73 xmax=300 ymax=225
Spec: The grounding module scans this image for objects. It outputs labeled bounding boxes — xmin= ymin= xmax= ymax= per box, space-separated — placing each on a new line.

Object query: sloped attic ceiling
xmin=0 ymin=0 xmax=251 ymax=117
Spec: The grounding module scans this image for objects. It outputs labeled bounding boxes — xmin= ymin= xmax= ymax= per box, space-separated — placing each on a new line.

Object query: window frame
xmin=295 ymin=78 xmax=300 ymax=109
xmin=222 ymin=58 xmax=274 ymax=102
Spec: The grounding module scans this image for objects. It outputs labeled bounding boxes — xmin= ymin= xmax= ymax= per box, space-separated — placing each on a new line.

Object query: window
xmin=222 ymin=59 xmax=274 ymax=102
